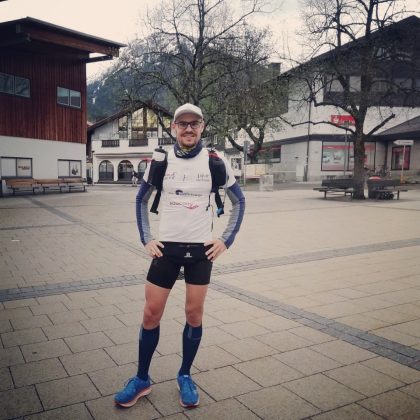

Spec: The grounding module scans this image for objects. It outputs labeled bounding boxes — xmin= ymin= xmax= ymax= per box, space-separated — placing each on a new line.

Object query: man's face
xmin=172 ymin=112 xmax=204 ymax=148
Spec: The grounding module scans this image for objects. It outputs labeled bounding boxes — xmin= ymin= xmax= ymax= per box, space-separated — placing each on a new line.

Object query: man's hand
xmin=204 ymin=239 xmax=227 ymax=262
xmin=145 ymin=240 xmax=164 ymax=258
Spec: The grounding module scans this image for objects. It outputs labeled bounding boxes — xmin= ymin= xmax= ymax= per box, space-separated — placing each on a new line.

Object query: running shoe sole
xmin=114 ymin=386 xmax=151 ymax=408
xmin=177 ymin=383 xmax=199 ymax=408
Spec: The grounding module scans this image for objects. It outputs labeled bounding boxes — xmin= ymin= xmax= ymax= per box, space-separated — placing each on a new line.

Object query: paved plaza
xmin=1 ymin=184 xmax=420 ymax=419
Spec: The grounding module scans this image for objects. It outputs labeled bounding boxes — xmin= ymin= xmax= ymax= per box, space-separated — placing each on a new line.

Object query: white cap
xmin=173 ymin=103 xmax=203 ymax=121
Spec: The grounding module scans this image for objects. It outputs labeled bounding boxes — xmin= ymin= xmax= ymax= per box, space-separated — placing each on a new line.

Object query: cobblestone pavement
xmin=1 ymin=184 xmax=420 ymax=419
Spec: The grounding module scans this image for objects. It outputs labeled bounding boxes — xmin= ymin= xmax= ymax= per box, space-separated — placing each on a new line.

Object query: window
xmin=57 ymin=87 xmax=81 ymax=108
xmin=0 ymin=72 xmax=30 ymax=97
xmin=15 ymin=77 xmax=30 ymax=97
xmin=99 ymin=160 xmax=114 ymax=181
xmin=325 ymin=74 xmax=344 ymax=92
xmin=1 ymin=157 xmax=32 ymax=177
xmin=58 ymin=160 xmax=81 ymax=177
xmin=57 ymin=87 xmax=68 ymax=105
xmin=70 ymin=90 xmax=81 ymax=107
xmin=349 ymin=76 xmax=361 ymax=92
xmin=322 ymin=142 xmax=375 ymax=171
xmin=322 ymin=142 xmax=348 ymax=171
xmin=391 ymin=146 xmax=410 ymax=170
xmin=118 ymin=116 xmax=128 ymax=138
xmin=394 ymin=78 xmax=412 ymax=90
xmin=119 ymin=116 xmax=128 ymax=130
xmin=118 ymin=160 xmax=133 ymax=181
xmin=270 ymin=148 xmax=281 ymax=163
xmin=132 ymin=109 xmax=145 ymax=140
xmin=147 ymin=111 xmax=158 ymax=128
xmin=0 ymin=73 xmax=14 ymax=94
xmin=132 ymin=109 xmax=143 ymax=131
xmin=371 ymin=78 xmax=389 ymax=92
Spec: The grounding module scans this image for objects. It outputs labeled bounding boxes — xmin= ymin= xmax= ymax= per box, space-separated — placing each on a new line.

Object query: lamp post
xmin=91 ymin=150 xmax=95 ymax=185
xmin=304 ymin=97 xmax=312 ymax=182
xmin=343 ymin=122 xmax=349 ymax=176
xmin=243 ymin=140 xmax=249 ymax=187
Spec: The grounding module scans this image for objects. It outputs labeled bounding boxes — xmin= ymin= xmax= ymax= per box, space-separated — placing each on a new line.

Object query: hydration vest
xmin=147 ymin=147 xmax=227 ymax=217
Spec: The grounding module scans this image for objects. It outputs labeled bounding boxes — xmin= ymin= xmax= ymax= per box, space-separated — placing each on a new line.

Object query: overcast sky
xmin=0 ymin=0 xmax=301 ymax=79
xmin=2 ymin=0 xmax=418 ymax=80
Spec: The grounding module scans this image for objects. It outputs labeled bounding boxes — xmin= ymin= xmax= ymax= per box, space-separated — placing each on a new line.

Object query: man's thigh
xmin=147 ymin=256 xmax=181 ymax=289
xmin=184 ymin=259 xmax=212 ymax=286
xmin=185 ymin=283 xmax=209 ymax=307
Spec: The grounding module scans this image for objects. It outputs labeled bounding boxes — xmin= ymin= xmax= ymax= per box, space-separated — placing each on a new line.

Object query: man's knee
xmin=143 ymin=303 xmax=164 ymax=326
xmin=185 ymin=304 xmax=204 ymax=326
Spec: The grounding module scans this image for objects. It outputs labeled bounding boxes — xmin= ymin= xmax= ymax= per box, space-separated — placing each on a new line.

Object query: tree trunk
xmin=352 ymin=129 xmax=366 ymax=199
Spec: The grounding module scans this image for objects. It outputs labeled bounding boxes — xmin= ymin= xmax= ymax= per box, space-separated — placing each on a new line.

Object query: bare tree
xmin=293 ymin=0 xmax=420 ymax=198
xmin=222 ymin=71 xmax=288 ymax=162
xmin=114 ymin=0 xmax=286 ymax=158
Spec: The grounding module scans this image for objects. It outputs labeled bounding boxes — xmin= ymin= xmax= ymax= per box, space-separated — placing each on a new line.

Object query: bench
xmin=35 ymin=179 xmax=66 ymax=193
xmin=313 ymin=178 xmax=355 ymax=199
xmin=367 ymin=179 xmax=408 ymax=200
xmin=5 ymin=179 xmax=39 ymax=195
xmin=61 ymin=177 xmax=87 ymax=192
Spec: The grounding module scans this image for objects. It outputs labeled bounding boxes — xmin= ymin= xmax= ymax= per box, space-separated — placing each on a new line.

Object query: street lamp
xmin=243 ymin=140 xmax=249 ymax=187
xmin=91 ymin=150 xmax=95 ymax=185
xmin=343 ymin=122 xmax=349 ymax=177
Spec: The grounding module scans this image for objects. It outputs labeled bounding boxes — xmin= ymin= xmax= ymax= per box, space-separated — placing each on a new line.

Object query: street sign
xmin=330 ymin=115 xmax=355 ymax=126
xmin=394 ymin=140 xmax=414 ymax=146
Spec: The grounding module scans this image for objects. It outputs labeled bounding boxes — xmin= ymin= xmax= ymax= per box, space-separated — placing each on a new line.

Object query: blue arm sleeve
xmin=219 ymin=182 xmax=245 ymax=248
xmin=136 ymin=180 xmax=155 ymax=245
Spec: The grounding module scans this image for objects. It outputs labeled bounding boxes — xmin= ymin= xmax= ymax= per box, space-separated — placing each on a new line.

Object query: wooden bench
xmin=5 ymin=179 xmax=39 ymax=195
xmin=35 ymin=179 xmax=66 ymax=193
xmin=367 ymin=179 xmax=408 ymax=200
xmin=61 ymin=177 xmax=87 ymax=192
xmin=313 ymin=178 xmax=355 ymax=199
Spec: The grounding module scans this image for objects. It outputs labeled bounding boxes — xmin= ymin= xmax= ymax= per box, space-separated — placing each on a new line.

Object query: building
xmin=0 ymin=17 xmax=125 ymax=193
xmin=225 ymin=16 xmax=420 ymax=182
xmin=87 ymin=104 xmax=172 ymax=183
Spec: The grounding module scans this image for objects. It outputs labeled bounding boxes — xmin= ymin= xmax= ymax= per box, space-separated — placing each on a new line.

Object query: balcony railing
xmin=102 ymin=139 xmax=120 ymax=147
xmin=129 ymin=138 xmax=148 ymax=147
xmin=158 ymin=137 xmax=176 ymax=146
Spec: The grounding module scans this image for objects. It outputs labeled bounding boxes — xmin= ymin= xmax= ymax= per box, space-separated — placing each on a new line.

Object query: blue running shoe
xmin=114 ymin=376 xmax=151 ymax=408
xmin=177 ymin=374 xmax=199 ymax=408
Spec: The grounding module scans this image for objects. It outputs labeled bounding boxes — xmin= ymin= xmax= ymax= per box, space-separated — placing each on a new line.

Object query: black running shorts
xmin=147 ymin=242 xmax=213 ymax=289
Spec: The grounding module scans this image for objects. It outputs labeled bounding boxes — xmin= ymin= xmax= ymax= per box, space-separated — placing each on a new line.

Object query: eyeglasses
xmin=174 ymin=120 xmax=202 ymax=129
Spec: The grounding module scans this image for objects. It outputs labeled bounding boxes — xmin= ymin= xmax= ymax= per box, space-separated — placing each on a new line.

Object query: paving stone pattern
xmin=1 ymin=186 xmax=420 ymax=419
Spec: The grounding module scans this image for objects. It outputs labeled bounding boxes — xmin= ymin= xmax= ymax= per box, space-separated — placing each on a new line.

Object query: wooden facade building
xmin=0 ymin=17 xmax=124 ymax=191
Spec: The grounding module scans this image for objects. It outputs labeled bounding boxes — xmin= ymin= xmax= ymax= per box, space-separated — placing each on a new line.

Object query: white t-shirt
xmin=147 ymin=148 xmax=235 ymax=243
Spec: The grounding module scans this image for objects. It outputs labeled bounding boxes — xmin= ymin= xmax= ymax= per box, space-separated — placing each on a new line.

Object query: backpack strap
xmin=150 ymin=189 xmax=162 ymax=214
xmin=148 ymin=147 xmax=227 ymax=217
xmin=147 ymin=148 xmax=168 ymax=214
xmin=208 ymin=148 xmax=227 ymax=217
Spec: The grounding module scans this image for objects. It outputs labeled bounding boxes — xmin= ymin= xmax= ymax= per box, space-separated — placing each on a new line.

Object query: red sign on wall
xmin=330 ymin=115 xmax=355 ymax=126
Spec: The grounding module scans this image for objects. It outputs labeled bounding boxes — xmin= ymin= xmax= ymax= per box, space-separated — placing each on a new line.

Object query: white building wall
xmin=224 ymin=78 xmax=420 ymax=181
xmin=0 ymin=135 xmax=86 ymax=179
xmin=91 ymin=118 xmax=172 ymax=183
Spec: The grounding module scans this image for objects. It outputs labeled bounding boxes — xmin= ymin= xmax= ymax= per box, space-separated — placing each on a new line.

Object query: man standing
xmin=114 ymin=103 xmax=245 ymax=408
xmin=131 ymin=170 xmax=138 ymax=186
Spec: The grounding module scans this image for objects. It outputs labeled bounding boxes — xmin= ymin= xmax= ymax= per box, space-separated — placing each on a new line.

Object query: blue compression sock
xmin=179 ymin=323 xmax=202 ymax=376
xmin=137 ymin=325 xmax=160 ymax=380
